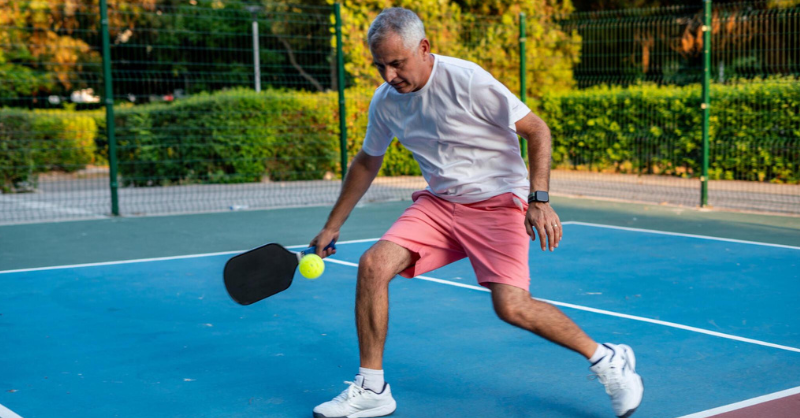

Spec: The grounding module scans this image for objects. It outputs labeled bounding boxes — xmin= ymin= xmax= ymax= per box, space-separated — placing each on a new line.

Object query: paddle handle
xmin=299 ymin=241 xmax=336 ymax=258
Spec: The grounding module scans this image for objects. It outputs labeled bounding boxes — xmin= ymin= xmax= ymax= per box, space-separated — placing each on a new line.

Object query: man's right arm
xmin=311 ymin=149 xmax=384 ymax=258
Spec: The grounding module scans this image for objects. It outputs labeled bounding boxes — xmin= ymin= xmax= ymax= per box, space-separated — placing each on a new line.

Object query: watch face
xmin=536 ymin=191 xmax=549 ymax=202
xmin=528 ymin=191 xmax=549 ymax=203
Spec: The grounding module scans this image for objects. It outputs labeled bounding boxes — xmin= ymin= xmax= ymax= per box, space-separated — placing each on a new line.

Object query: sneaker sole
xmin=312 ymin=402 xmax=396 ymax=418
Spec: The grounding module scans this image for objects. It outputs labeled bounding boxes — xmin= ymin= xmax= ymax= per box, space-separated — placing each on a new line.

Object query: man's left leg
xmin=490 ymin=283 xmax=644 ymax=418
xmin=452 ymin=193 xmax=643 ymax=417
xmin=489 ymin=282 xmax=596 ymax=357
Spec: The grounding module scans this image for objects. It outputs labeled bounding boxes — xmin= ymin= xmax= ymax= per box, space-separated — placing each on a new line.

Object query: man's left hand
xmin=524 ymin=202 xmax=562 ymax=251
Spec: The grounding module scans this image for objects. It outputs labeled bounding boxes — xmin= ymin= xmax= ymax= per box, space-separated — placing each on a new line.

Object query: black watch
xmin=527 ymin=191 xmax=549 ymax=204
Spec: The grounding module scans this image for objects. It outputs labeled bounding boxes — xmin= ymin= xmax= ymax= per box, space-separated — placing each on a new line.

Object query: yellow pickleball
xmin=299 ymin=254 xmax=325 ymax=279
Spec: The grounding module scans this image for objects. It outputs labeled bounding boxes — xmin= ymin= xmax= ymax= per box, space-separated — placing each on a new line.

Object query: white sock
xmin=356 ymin=367 xmax=385 ymax=393
xmin=588 ymin=343 xmax=610 ymax=364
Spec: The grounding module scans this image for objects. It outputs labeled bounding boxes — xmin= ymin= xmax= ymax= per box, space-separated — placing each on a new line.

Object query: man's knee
xmin=490 ymin=284 xmax=532 ymax=325
xmin=358 ymin=241 xmax=411 ymax=286
xmin=358 ymin=249 xmax=386 ymax=281
xmin=493 ymin=297 xmax=526 ymax=325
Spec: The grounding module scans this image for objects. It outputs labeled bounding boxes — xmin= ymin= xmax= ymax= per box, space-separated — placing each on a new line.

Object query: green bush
xmin=32 ymin=110 xmax=99 ymax=172
xmin=349 ymin=78 xmax=799 ymax=184
xmin=104 ymin=88 xmax=341 ymax=186
xmin=88 ymin=86 xmax=419 ymax=187
xmin=539 ymin=78 xmax=800 ymax=183
xmin=0 ymin=110 xmax=36 ymax=192
xmin=4 ymin=78 xmax=795 ymax=193
xmin=0 ymin=108 xmax=98 ymax=193
xmin=103 ymin=86 xmax=419 ymax=187
xmin=710 ymin=78 xmax=800 ymax=183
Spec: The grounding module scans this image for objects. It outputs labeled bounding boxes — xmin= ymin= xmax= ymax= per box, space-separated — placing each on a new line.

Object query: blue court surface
xmin=1 ymin=222 xmax=799 ymax=418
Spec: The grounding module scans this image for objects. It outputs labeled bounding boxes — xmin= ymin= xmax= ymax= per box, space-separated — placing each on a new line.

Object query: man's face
xmin=370 ymin=33 xmax=431 ymax=94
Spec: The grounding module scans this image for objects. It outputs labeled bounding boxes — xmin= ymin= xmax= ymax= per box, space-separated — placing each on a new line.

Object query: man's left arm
xmin=515 ymin=112 xmax=562 ymax=252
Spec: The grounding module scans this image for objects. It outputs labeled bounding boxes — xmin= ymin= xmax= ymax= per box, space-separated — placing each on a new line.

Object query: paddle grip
xmin=300 ymin=241 xmax=336 ymax=258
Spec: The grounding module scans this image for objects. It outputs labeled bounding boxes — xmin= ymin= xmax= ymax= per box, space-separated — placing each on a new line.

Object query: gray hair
xmin=367 ymin=7 xmax=426 ymax=51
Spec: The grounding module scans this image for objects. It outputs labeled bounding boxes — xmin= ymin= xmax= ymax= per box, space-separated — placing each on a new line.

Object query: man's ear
xmin=419 ymin=38 xmax=431 ymax=56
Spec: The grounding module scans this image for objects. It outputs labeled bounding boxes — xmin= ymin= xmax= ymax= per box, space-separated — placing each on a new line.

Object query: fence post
xmin=335 ymin=3 xmax=348 ymax=179
xmin=519 ymin=12 xmax=527 ymax=158
xmin=701 ymin=0 xmax=711 ymax=207
xmin=246 ymin=6 xmax=262 ymax=93
xmin=100 ymin=0 xmax=119 ymax=216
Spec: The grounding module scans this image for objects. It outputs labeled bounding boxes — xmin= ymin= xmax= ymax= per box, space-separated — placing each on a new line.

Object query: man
xmin=310 ymin=7 xmax=643 ymax=418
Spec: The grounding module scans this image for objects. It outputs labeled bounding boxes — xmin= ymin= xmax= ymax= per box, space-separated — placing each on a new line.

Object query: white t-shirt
xmin=362 ymin=54 xmax=532 ymax=204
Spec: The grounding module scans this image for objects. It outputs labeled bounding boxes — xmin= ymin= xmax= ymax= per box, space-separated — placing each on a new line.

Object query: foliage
xmin=102 ymin=87 xmax=340 ymax=186
xmin=0 ymin=108 xmax=98 ymax=192
xmin=539 ymin=77 xmax=800 ymax=183
xmin=0 ymin=110 xmax=37 ymax=192
xmin=328 ymin=0 xmax=579 ymax=99
xmin=1 ymin=0 xmax=337 ymax=106
xmin=0 ymin=0 xmax=162 ymax=102
xmin=351 ymin=77 xmax=799 ymax=184
xmin=5 ymin=77 xmax=798 ymax=192
xmin=108 ymin=0 xmax=335 ymax=97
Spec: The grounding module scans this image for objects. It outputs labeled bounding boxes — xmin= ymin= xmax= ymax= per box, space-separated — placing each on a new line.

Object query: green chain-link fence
xmin=1 ymin=0 xmax=798 ymax=224
xmin=541 ymin=5 xmax=708 ymax=208
xmin=1 ymin=0 xmax=107 ymax=222
xmin=541 ymin=1 xmax=799 ymax=213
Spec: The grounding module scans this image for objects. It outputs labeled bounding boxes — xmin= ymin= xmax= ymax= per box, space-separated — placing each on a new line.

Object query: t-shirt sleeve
xmin=469 ymin=69 xmax=531 ymax=132
xmin=361 ymin=93 xmax=394 ymax=157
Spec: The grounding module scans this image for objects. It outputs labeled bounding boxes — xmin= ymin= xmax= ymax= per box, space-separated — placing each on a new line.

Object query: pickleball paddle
xmin=223 ymin=241 xmax=336 ymax=305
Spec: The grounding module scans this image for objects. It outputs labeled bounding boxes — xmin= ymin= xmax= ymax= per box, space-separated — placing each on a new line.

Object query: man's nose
xmin=385 ymin=67 xmax=397 ymax=82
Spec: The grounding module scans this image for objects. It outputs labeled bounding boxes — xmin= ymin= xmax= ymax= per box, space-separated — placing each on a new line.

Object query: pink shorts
xmin=381 ymin=190 xmax=531 ymax=290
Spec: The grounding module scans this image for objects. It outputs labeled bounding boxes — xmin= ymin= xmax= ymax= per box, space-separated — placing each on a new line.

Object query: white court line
xmin=0 ymin=403 xmax=23 ymax=418
xmin=675 ymin=385 xmax=800 ymax=418
xmin=563 ymin=221 xmax=800 ymax=251
xmin=324 ymin=258 xmax=800 ymax=354
xmin=0 ymin=238 xmax=380 ymax=275
xmin=4 ymin=220 xmax=798 ymax=274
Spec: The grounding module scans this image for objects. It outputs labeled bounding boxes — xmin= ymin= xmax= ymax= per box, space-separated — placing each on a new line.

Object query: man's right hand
xmin=310 ymin=228 xmax=340 ymax=258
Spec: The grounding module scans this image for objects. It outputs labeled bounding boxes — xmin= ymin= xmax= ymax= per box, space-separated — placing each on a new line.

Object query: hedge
xmin=350 ymin=78 xmax=799 ymax=184
xmin=100 ymin=87 xmax=417 ymax=186
xmin=2 ymin=78 xmax=797 ymax=193
xmin=540 ymin=78 xmax=800 ymax=183
xmin=0 ymin=108 xmax=98 ymax=192
xmin=103 ymin=88 xmax=340 ymax=186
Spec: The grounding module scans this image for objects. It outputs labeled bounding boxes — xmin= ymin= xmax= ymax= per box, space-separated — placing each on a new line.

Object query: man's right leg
xmin=315 ymin=191 xmax=465 ymax=418
xmin=356 ymin=240 xmax=414 ymax=370
xmin=313 ymin=240 xmax=412 ymax=418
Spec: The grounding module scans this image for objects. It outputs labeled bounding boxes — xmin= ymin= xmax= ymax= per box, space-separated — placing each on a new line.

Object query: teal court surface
xmin=1 ymin=197 xmax=799 ymax=418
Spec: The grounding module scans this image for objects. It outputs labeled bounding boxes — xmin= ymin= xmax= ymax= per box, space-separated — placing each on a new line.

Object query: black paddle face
xmin=223 ymin=243 xmax=298 ymax=305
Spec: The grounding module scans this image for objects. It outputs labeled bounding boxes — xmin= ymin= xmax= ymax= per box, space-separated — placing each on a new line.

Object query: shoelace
xmin=590 ymin=366 xmax=629 ymax=396
xmin=333 ymin=381 xmax=366 ymax=402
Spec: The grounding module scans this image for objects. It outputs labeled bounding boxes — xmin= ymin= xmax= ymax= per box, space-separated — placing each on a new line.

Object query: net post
xmin=100 ymin=0 xmax=119 ymax=216
xmin=252 ymin=16 xmax=261 ymax=92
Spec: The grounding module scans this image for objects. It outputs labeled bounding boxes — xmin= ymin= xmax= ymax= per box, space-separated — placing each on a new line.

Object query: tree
xmin=329 ymin=0 xmax=580 ymax=100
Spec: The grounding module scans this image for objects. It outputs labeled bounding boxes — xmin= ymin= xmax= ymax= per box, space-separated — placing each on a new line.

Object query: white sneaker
xmin=313 ymin=380 xmax=397 ymax=418
xmin=590 ymin=343 xmax=644 ymax=418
